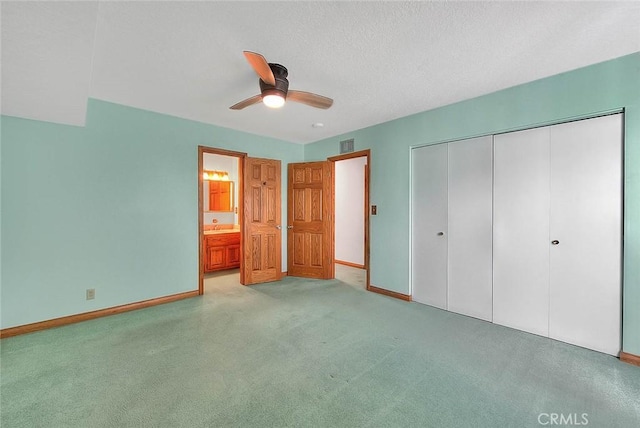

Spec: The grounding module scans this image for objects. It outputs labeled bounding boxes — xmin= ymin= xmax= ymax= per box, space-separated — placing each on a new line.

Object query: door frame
xmin=328 ymin=149 xmax=371 ymax=289
xmin=198 ymin=146 xmax=247 ymax=295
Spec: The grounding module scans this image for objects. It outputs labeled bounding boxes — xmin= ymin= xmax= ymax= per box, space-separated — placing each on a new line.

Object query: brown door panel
xmin=287 ymin=161 xmax=334 ymax=279
xmin=242 ymin=157 xmax=282 ymax=285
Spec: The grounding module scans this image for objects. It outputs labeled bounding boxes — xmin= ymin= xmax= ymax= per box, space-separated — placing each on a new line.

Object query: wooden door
xmin=241 ymin=157 xmax=282 ymax=285
xmin=411 ymin=144 xmax=448 ymax=309
xmin=287 ymin=161 xmax=334 ymax=279
xmin=548 ymin=114 xmax=622 ymax=356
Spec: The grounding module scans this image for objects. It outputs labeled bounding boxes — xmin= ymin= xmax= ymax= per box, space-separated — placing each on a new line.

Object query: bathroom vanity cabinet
xmin=204 ymin=231 xmax=240 ymax=272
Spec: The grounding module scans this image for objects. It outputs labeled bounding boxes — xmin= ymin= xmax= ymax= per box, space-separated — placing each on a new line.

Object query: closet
xmin=493 ymin=114 xmax=622 ymax=356
xmin=411 ymin=136 xmax=493 ymax=321
xmin=411 ymin=113 xmax=623 ymax=356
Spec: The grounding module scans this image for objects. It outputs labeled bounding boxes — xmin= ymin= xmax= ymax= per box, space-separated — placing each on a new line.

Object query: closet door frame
xmin=409 ymin=109 xmax=624 ymax=356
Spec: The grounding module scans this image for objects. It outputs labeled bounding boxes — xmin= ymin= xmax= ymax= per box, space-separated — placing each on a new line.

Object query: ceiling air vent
xmin=340 ymin=138 xmax=354 ymax=154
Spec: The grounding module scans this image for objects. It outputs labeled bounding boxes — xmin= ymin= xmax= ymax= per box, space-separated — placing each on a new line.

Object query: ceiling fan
xmin=230 ymin=51 xmax=333 ymax=110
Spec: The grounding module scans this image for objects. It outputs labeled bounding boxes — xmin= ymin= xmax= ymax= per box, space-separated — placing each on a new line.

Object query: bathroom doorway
xmin=198 ymin=146 xmax=246 ymax=294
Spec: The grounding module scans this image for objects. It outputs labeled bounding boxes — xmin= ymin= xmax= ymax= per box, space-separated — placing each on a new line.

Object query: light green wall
xmin=1 ymin=99 xmax=303 ymax=329
xmin=3 ymin=53 xmax=639 ymax=356
xmin=305 ymin=52 xmax=640 ymax=355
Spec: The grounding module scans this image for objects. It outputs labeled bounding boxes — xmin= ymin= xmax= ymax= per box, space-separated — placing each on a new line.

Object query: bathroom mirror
xmin=204 ymin=180 xmax=234 ymax=212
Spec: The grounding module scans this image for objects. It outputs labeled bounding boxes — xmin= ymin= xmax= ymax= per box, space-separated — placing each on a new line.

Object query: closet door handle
xmin=437 ymin=232 xmax=445 ymax=236
xmin=551 ymin=240 xmax=560 ymax=245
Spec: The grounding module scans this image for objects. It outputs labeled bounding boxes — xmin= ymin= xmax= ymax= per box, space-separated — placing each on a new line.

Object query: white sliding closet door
xmin=494 ymin=114 xmax=622 ymax=355
xmin=448 ymin=136 xmax=493 ymax=321
xmin=493 ymin=127 xmax=551 ymax=337
xmin=411 ymin=144 xmax=448 ymax=309
xmin=548 ymin=114 xmax=622 ymax=355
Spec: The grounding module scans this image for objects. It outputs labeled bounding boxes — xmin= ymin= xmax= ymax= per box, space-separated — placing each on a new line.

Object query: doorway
xmin=328 ymin=150 xmax=371 ymax=290
xmin=198 ymin=146 xmax=246 ymax=295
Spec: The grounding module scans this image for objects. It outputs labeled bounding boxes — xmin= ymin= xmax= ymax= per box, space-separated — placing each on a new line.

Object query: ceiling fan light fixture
xmin=263 ymin=93 xmax=285 ymax=108
xmin=230 ymin=51 xmax=333 ymax=111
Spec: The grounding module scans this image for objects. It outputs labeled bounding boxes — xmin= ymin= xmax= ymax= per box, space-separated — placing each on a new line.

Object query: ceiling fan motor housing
xmin=260 ymin=63 xmax=289 ymax=99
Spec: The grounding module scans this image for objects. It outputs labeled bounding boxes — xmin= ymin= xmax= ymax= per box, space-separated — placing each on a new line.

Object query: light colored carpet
xmin=2 ymin=272 xmax=639 ymax=427
xmin=334 ymin=263 xmax=366 ymax=291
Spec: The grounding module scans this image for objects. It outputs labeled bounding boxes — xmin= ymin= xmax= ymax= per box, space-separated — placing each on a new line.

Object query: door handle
xmin=551 ymin=240 xmax=560 ymax=245
xmin=275 ymin=225 xmax=282 ymax=230
xmin=287 ymin=225 xmax=294 ymax=229
xmin=437 ymin=232 xmax=445 ymax=236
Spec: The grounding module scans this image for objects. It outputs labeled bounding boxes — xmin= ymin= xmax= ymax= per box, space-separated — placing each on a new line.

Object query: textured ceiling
xmin=2 ymin=1 xmax=639 ymax=144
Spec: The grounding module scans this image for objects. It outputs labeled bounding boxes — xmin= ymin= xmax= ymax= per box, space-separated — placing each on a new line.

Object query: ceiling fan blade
xmin=287 ymin=90 xmax=333 ymax=109
xmin=229 ymin=94 xmax=263 ymax=110
xmin=243 ymin=51 xmax=275 ymax=86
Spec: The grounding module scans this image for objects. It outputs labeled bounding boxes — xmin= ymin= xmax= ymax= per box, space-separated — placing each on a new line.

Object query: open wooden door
xmin=287 ymin=161 xmax=334 ymax=279
xmin=241 ymin=157 xmax=282 ymax=285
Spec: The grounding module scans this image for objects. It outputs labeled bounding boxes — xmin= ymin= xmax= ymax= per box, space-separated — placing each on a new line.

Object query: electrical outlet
xmin=86 ymin=289 xmax=95 ymax=300
xmin=371 ymin=205 xmax=377 ymax=215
